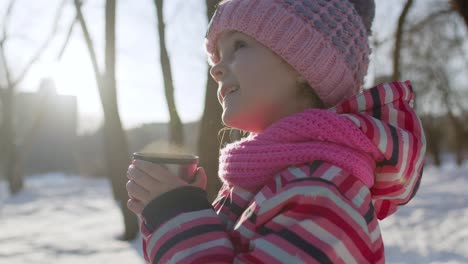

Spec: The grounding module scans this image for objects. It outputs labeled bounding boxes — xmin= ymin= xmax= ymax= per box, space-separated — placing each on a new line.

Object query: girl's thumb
xmin=191 ymin=167 xmax=207 ymax=191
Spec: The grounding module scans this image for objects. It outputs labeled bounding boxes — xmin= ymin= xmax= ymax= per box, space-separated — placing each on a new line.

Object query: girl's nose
xmin=209 ymin=61 xmax=226 ymax=82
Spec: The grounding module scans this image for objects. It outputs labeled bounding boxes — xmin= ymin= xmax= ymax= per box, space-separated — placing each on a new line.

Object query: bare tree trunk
xmin=101 ymin=94 xmax=137 ymax=240
xmin=0 ymin=0 xmax=67 ymax=194
xmin=454 ymin=130 xmax=465 ymax=166
xmin=74 ymin=0 xmax=138 ymax=241
xmin=0 ymin=0 xmax=23 ymax=194
xmin=423 ymin=116 xmax=442 ymax=167
xmin=0 ymin=32 xmax=23 ymax=194
xmin=393 ymin=0 xmax=414 ymax=81
xmin=11 ymin=86 xmax=51 ymax=192
xmin=199 ymin=0 xmax=223 ymax=202
xmin=435 ymin=65 xmax=466 ymax=167
xmin=0 ymin=89 xmax=23 ymax=193
xmin=452 ymin=0 xmax=468 ymax=27
xmin=447 ymin=111 xmax=466 ymax=166
xmin=153 ymin=0 xmax=184 ymax=148
xmin=104 ymin=0 xmax=138 ymax=241
xmin=105 ymin=0 xmax=138 ymax=240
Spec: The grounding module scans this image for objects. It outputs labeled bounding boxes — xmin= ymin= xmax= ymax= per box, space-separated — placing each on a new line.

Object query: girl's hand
xmin=126 ymin=159 xmax=207 ymax=215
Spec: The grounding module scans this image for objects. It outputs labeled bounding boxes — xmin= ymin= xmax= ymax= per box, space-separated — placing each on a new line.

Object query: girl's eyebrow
xmin=215 ymin=31 xmax=238 ymax=58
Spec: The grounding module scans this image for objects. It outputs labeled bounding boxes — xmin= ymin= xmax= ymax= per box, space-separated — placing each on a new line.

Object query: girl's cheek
xmin=232 ymin=50 xmax=250 ymax=69
xmin=231 ymin=59 xmax=241 ymax=72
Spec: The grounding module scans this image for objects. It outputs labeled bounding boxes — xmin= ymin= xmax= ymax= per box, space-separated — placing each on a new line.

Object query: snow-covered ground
xmin=0 ymin=174 xmax=144 ymax=264
xmin=0 ymin=160 xmax=467 ymax=263
xmin=380 ymin=161 xmax=468 ymax=264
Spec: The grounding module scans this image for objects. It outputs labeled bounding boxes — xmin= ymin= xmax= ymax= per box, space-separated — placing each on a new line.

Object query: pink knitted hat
xmin=205 ymin=0 xmax=374 ymax=108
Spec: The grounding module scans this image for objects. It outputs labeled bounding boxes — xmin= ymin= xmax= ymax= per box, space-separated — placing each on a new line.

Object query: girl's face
xmin=210 ymin=31 xmax=311 ymax=133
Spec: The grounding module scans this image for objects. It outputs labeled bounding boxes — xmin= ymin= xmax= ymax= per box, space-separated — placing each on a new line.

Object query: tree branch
xmin=373 ymin=8 xmax=453 ymax=47
xmin=56 ymin=17 xmax=78 ymax=61
xmin=393 ymin=0 xmax=414 ymax=80
xmin=0 ymin=0 xmax=16 ymax=89
xmin=73 ymin=0 xmax=103 ymax=91
xmin=408 ymin=9 xmax=454 ymax=34
xmin=0 ymin=42 xmax=13 ymax=90
xmin=105 ymin=0 xmax=117 ymax=101
xmin=0 ymin=0 xmax=15 ymax=43
xmin=428 ymin=57 xmax=468 ymax=118
xmin=11 ymin=0 xmax=67 ymax=88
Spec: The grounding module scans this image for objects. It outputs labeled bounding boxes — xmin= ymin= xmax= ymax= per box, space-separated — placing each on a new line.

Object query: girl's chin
xmin=221 ymin=111 xmax=237 ymax=129
xmin=222 ymin=112 xmax=262 ymax=133
xmin=222 ymin=110 xmax=244 ymax=130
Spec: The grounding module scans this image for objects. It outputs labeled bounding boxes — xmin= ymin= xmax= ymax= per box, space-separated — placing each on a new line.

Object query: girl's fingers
xmin=127 ymin=165 xmax=160 ymax=190
xmin=190 ymin=167 xmax=207 ymax=190
xmin=127 ymin=198 xmax=145 ymax=215
xmin=133 ymin=159 xmax=182 ymax=184
xmin=126 ymin=180 xmax=151 ymax=203
xmin=126 ymin=161 xmax=190 ymax=205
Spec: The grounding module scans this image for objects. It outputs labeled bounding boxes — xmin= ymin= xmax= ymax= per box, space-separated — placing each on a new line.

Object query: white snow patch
xmin=0 ymin=173 xmax=144 ymax=264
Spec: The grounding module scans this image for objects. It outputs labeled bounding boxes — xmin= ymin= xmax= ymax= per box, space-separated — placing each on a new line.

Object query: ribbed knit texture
xmin=218 ymin=109 xmax=383 ymax=189
xmin=205 ymin=0 xmax=372 ymax=107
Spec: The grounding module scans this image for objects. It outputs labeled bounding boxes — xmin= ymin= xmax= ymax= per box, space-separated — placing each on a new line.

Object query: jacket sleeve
xmin=140 ymin=176 xmax=382 ymax=263
xmin=140 ymin=186 xmax=235 ymax=263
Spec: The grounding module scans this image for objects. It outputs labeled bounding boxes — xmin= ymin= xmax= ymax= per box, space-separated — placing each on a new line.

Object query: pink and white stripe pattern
xmin=139 ymin=81 xmax=426 ymax=263
xmin=331 ymin=80 xmax=426 ymax=219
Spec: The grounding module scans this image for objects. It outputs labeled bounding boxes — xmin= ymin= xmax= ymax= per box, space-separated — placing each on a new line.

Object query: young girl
xmin=126 ymin=0 xmax=426 ymax=263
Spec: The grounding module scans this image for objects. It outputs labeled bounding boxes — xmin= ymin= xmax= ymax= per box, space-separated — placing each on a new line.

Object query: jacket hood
xmin=330 ymin=80 xmax=427 ymax=220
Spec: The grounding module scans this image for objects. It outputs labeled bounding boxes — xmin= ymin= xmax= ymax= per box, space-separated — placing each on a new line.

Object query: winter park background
xmin=1 ymin=0 xmax=468 ymax=263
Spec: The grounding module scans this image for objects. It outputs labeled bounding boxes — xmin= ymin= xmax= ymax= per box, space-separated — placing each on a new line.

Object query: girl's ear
xmin=295 ymin=76 xmax=325 ymax=109
xmin=296 ymin=75 xmax=307 ymax=84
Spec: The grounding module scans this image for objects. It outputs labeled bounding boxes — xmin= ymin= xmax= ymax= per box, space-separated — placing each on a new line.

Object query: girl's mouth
xmin=222 ymin=85 xmax=239 ymax=101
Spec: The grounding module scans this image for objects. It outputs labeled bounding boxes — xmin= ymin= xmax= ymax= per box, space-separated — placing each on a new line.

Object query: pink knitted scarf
xmin=218 ymin=109 xmax=385 ymax=190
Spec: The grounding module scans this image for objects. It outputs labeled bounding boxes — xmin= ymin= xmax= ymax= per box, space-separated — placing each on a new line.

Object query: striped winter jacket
xmin=139 ymin=81 xmax=426 ymax=263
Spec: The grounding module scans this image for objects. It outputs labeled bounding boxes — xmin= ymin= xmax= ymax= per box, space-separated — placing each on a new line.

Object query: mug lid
xmin=133 ymin=152 xmax=199 ymax=164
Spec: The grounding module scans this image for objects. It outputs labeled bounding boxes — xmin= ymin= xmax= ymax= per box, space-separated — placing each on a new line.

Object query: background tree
xmin=198 ymin=0 xmax=224 ymax=201
xmin=0 ymin=0 xmax=69 ymax=194
xmin=399 ymin=0 xmax=468 ymax=166
xmin=73 ymin=0 xmax=138 ymax=240
xmin=392 ymin=0 xmax=413 ymax=81
xmin=452 ymin=0 xmax=468 ymax=27
xmin=153 ymin=0 xmax=184 ymax=149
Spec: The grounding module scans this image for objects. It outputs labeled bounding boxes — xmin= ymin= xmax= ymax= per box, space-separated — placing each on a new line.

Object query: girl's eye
xmin=215 ymin=39 xmax=246 ymax=61
xmin=233 ymin=40 xmax=246 ymax=51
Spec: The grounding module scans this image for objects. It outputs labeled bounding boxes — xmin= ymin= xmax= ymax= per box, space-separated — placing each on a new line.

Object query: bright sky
xmin=1 ymin=0 xmax=404 ymax=134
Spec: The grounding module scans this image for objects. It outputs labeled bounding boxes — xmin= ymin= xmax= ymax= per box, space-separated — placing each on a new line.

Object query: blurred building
xmin=16 ymin=78 xmax=78 ymax=175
